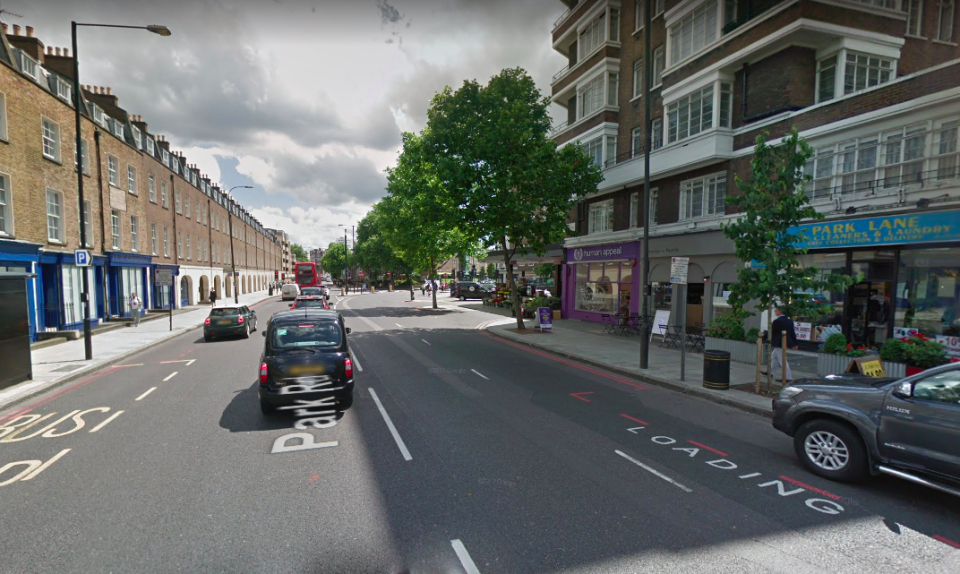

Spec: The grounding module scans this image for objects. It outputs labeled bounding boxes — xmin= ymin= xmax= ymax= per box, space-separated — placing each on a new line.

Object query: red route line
xmin=570 ymin=392 xmax=593 ymax=402
xmin=486 ymin=334 xmax=649 ymax=391
xmin=0 ymin=366 xmax=120 ymax=424
xmin=688 ymin=440 xmax=728 ymax=457
xmin=779 ymin=475 xmax=842 ymax=500
xmin=620 ymin=413 xmax=649 ymax=426
xmin=933 ymin=535 xmax=960 ymax=549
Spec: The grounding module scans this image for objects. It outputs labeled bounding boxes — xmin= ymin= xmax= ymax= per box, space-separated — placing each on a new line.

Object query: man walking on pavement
xmin=771 ymin=306 xmax=799 ymax=382
xmin=209 ymin=287 xmax=217 ymax=307
xmin=130 ymin=292 xmax=142 ymax=327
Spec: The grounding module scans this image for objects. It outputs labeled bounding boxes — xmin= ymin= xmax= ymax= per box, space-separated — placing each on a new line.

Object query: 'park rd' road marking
xmin=396 ymin=323 xmax=404 ymax=329
xmin=421 ymin=339 xmax=431 ymax=346
xmin=162 ymin=372 xmax=178 ymax=382
xmin=368 ymin=388 xmax=412 ymax=461
xmin=615 ymin=449 xmax=693 ymax=493
xmin=471 ymin=369 xmax=489 ymax=380
xmin=135 ymin=387 xmax=157 ymax=401
xmin=451 ymin=539 xmax=481 ymax=574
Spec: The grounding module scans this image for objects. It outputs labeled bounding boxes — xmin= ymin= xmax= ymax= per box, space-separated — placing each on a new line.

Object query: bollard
xmin=781 ymin=331 xmax=788 ymax=388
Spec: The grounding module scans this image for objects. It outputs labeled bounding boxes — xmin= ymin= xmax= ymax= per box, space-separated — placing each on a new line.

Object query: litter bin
xmin=703 ymin=350 xmax=730 ymax=390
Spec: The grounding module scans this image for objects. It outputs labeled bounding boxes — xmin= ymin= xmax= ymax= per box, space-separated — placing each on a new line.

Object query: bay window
xmin=669 ymin=0 xmax=719 ymax=65
xmin=608 ymin=73 xmax=618 ymax=106
xmin=579 ymin=12 xmax=607 ymax=58
xmin=680 ymin=173 xmax=726 ymax=220
xmin=817 ymin=51 xmax=895 ymax=103
xmin=578 ymin=74 xmax=605 ymax=119
xmin=938 ymin=0 xmax=955 ymax=41
xmin=666 ymin=81 xmax=732 ymax=143
xmin=588 ymin=199 xmax=614 ymax=234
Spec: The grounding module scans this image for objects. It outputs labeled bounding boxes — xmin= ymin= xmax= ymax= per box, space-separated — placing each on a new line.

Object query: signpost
xmin=670 ymin=257 xmax=689 ymax=381
xmin=74 ymin=249 xmax=91 ymax=267
xmin=155 ymin=268 xmax=175 ymax=332
xmin=537 ymin=307 xmax=553 ymax=332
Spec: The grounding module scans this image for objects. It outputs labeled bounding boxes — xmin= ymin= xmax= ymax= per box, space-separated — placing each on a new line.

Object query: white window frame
xmin=55 ymin=78 xmax=72 ymax=103
xmin=650 ymin=188 xmax=660 ymax=225
xmin=630 ymin=192 xmax=639 ymax=228
xmin=130 ymin=215 xmax=139 ymax=252
xmin=176 ymin=190 xmax=181 ymax=214
xmin=146 ymin=137 xmax=155 ymax=156
xmin=653 ymin=46 xmax=665 ymax=87
xmin=178 ymin=231 xmax=183 ymax=258
xmin=904 ymin=0 xmax=923 ymax=36
xmin=633 ymin=58 xmax=644 ymax=99
xmin=588 ymin=199 xmax=614 ymax=234
xmin=635 ymin=0 xmax=666 ymax=32
xmin=652 ymin=118 xmax=664 ymax=149
xmin=131 ymin=126 xmax=142 ymax=150
xmin=112 ymin=119 xmax=124 ymax=139
xmin=127 ymin=165 xmax=138 ymax=195
xmin=680 ymin=173 xmax=727 ymax=220
xmin=666 ymin=84 xmax=715 ymax=143
xmin=151 ymin=223 xmax=158 ymax=255
xmin=79 ymin=200 xmax=92 ymax=247
xmin=668 ymin=0 xmax=720 ymax=66
xmin=111 ymin=210 xmax=121 ymax=250
xmin=92 ymin=105 xmax=105 ymax=127
xmin=46 ymin=189 xmax=63 ymax=243
xmin=196 ymin=236 xmax=201 ymax=261
xmin=42 ymin=117 xmax=61 ymax=162
xmin=163 ymin=227 xmax=170 ymax=257
xmin=108 ymin=155 xmax=119 ymax=187
xmin=0 ymin=91 xmax=7 ymax=141
xmin=631 ymin=126 xmax=643 ymax=157
xmin=186 ymin=235 xmax=191 ymax=260
xmin=938 ymin=0 xmax=955 ymax=41
xmin=161 ymin=181 xmax=168 ymax=208
xmin=148 ymin=174 xmax=157 ymax=203
xmin=579 ymin=10 xmax=608 ymax=60
xmin=185 ymin=195 xmax=191 ymax=219
xmin=19 ymin=52 xmax=38 ymax=80
xmin=582 ymin=136 xmax=604 ymax=168
xmin=816 ymin=49 xmax=896 ymax=103
xmin=578 ymin=73 xmax=606 ymax=120
xmin=0 ymin=172 xmax=11 ymax=236
xmin=162 ymin=149 xmax=170 ymax=166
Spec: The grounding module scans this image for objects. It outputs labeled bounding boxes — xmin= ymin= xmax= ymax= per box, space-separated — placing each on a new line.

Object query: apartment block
xmin=0 ymin=23 xmax=285 ymax=341
xmin=552 ymin=0 xmax=960 ymax=350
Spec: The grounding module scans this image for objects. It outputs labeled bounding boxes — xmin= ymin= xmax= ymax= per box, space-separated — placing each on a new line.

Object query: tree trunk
xmin=502 ymin=237 xmax=523 ymax=330
xmin=430 ymin=257 xmax=438 ymax=309
xmin=765 ymin=306 xmax=773 ymax=393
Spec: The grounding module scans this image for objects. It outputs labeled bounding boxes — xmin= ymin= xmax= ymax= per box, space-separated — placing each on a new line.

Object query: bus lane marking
xmin=369 ymin=388 xmax=412 ymax=461
xmin=0 ymin=407 xmax=122 ymax=443
xmin=0 ymin=449 xmax=71 ymax=488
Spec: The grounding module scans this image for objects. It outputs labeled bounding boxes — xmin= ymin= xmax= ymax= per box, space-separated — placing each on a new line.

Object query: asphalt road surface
xmin=1 ymin=290 xmax=959 ymax=573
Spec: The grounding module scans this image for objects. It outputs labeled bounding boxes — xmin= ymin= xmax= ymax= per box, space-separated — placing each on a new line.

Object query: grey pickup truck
xmin=772 ymin=363 xmax=960 ymax=497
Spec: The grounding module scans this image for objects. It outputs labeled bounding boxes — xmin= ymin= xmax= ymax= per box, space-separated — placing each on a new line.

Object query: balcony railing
xmin=549 ymin=121 xmax=570 ymax=137
xmin=553 ymin=5 xmax=575 ymax=31
xmin=553 ymin=64 xmax=571 ymax=82
xmin=721 ymin=0 xmax=787 ymax=34
xmin=804 ymin=166 xmax=960 ymax=202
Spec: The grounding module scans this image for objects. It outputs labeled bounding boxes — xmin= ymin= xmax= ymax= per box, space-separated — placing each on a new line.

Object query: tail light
xmin=204 ymin=317 xmax=211 ymax=326
xmin=345 ymin=358 xmax=353 ymax=379
xmin=238 ymin=316 xmax=245 ymax=324
xmin=259 ymin=362 xmax=268 ymax=384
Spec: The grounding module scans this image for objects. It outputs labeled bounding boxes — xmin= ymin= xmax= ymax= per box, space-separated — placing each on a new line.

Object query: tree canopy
xmin=290 ymin=243 xmax=308 ymax=262
xmin=321 ymin=241 xmax=348 ymax=282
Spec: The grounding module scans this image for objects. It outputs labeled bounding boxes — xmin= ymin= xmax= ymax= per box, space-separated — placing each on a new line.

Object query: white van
xmin=281 ymin=284 xmax=300 ymax=301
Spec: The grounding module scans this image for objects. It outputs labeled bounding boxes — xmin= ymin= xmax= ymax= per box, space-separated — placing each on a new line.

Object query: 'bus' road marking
xmin=368 ymin=388 xmax=412 ymax=461
xmin=135 ymin=387 xmax=157 ymax=401
xmin=451 ymin=539 xmax=481 ymax=574
xmin=163 ymin=372 xmax=178 ymax=382
xmin=421 ymin=339 xmax=431 ymax=345
xmin=615 ymin=449 xmax=693 ymax=493
xmin=396 ymin=323 xmax=404 ymax=328
xmin=471 ymin=369 xmax=489 ymax=380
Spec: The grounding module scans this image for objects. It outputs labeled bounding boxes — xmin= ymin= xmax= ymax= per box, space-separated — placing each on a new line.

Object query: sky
xmin=12 ymin=0 xmax=566 ymax=251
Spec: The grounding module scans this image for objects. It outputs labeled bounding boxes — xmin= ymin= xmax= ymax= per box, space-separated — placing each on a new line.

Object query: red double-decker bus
xmin=295 ymin=262 xmax=319 ymax=288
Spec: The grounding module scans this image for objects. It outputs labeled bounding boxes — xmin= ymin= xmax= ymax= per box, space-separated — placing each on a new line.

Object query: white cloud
xmin=249 ymin=204 xmax=368 ymax=251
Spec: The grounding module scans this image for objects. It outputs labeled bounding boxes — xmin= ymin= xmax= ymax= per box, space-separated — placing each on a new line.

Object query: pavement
xmin=0 ymin=290 xmax=276 ymax=411
xmin=1 ymin=289 xmax=958 ymax=573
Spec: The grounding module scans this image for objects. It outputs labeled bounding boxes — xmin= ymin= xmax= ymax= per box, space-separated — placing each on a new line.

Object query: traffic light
xmin=274 ymin=270 xmax=279 ymax=280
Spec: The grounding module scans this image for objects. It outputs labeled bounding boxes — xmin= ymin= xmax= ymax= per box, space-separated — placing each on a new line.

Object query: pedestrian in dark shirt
xmin=771 ymin=306 xmax=799 ymax=382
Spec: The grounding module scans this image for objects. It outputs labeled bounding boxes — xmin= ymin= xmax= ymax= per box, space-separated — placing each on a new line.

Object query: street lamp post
xmin=226 ymin=186 xmax=253 ymax=304
xmin=639 ymin=4 xmax=653 ymax=370
xmin=72 ymin=20 xmax=170 ymax=360
xmin=338 ymin=223 xmax=354 ymax=293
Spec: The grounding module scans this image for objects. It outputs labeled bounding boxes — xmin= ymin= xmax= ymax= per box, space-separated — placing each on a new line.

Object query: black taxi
xmin=258 ymin=309 xmax=354 ymax=414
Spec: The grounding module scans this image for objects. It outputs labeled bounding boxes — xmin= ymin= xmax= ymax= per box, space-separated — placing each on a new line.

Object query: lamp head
xmin=146 ymin=24 xmax=172 ymax=36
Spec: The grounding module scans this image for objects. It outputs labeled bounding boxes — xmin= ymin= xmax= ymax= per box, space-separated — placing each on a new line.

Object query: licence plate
xmin=217 ymin=319 xmax=232 ymax=325
xmin=289 ymin=365 xmax=325 ymax=376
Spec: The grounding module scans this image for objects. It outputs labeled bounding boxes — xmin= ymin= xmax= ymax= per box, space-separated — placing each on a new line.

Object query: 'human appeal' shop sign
xmin=567 ymin=242 xmax=638 ymax=263
xmin=789 ymin=209 xmax=960 ymax=249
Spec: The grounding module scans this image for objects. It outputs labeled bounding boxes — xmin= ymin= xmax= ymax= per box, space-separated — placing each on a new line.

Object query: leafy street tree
xmin=722 ymin=127 xmax=857 ymax=391
xmin=321 ymin=241 xmax=348 ymax=283
xmin=290 ymin=243 xmax=309 ymax=262
xmin=354 ymin=207 xmax=406 ymax=291
xmin=534 ymin=263 xmax=556 ymax=285
xmin=486 ymin=263 xmax=497 ymax=282
xmin=478 ymin=266 xmax=487 ymax=281
xmin=424 ymin=68 xmax=603 ymax=328
xmin=380 ymin=132 xmax=479 ymax=309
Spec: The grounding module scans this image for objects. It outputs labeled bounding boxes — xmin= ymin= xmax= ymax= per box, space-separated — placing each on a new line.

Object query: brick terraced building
xmin=553 ymin=0 xmax=960 ymax=351
xmin=0 ymin=24 xmax=285 ymax=341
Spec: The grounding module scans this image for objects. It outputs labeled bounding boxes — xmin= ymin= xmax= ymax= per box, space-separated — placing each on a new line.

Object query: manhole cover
xmin=51 ymin=364 xmax=85 ymax=373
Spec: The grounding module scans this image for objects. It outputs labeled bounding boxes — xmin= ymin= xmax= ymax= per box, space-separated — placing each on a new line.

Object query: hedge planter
xmin=816 ymin=354 xmax=907 ymax=378
xmin=705 ymin=337 xmax=766 ymax=365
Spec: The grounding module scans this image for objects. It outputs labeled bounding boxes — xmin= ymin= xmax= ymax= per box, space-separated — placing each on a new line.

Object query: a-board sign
xmin=537 ymin=307 xmax=553 ymax=332
xmin=651 ymin=309 xmax=671 ymax=339
xmin=846 ymin=356 xmax=887 ymax=378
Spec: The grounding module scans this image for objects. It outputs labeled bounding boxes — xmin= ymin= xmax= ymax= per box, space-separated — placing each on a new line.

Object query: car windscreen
xmin=210 ymin=308 xmax=240 ymax=317
xmin=296 ymin=299 xmax=326 ymax=308
xmin=271 ymin=323 xmax=341 ymax=349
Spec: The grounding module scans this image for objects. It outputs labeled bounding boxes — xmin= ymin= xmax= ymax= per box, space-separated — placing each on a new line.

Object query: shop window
xmin=588 ymin=199 xmax=614 ymax=234
xmin=574 ymin=261 xmax=631 ymax=314
xmin=897 ymin=248 xmax=960 ymax=348
xmin=62 ymin=266 xmax=96 ymax=325
xmin=796 ymin=253 xmax=848 ymax=343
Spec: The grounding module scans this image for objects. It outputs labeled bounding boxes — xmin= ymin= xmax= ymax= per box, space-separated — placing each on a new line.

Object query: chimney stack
xmin=6 ymin=24 xmax=46 ymax=63
xmin=25 ymin=26 xmax=34 ymax=38
xmin=1 ymin=23 xmax=8 ymax=33
xmin=12 ymin=25 xmax=20 ymax=36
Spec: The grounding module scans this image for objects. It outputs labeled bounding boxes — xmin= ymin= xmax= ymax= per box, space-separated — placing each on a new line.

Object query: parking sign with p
xmin=74 ymin=249 xmax=92 ymax=267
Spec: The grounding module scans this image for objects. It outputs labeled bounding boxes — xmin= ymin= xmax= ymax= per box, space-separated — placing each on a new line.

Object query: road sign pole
xmin=169 ymin=273 xmax=174 ymax=331
xmin=680 ymin=284 xmax=687 ymax=382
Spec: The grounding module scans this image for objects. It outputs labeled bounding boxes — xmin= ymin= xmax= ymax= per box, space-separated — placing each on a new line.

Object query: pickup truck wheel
xmin=794 ymin=419 xmax=868 ymax=482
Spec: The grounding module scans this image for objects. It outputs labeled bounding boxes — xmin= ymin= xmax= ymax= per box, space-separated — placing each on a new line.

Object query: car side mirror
xmin=892 ymin=381 xmax=913 ymax=399
xmin=346 ymin=327 xmax=352 ymax=334
xmin=261 ymin=331 xmax=266 ymax=338
xmin=288 ymin=304 xmax=293 ymax=307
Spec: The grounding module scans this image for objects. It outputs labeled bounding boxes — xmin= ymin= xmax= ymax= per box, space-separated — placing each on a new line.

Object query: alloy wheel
xmin=804 ymin=430 xmax=850 ymax=471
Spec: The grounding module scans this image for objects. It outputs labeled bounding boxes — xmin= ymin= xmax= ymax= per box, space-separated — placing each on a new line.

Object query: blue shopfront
xmin=789 ymin=208 xmax=960 ymax=355
xmin=39 ymin=250 xmax=106 ymax=334
xmin=0 ymin=239 xmax=42 ymax=341
xmin=106 ymin=252 xmax=151 ymax=318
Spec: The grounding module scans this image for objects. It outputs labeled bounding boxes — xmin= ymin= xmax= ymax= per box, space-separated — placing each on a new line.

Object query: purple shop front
xmin=561 ymin=241 xmax=641 ymax=323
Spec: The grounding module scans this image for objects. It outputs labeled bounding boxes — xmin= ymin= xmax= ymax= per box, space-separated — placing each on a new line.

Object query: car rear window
xmin=210 ymin=308 xmax=240 ymax=317
xmin=301 ymin=288 xmax=322 ymax=296
xmin=271 ymin=323 xmax=341 ymax=348
xmin=296 ymin=299 xmax=326 ymax=308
